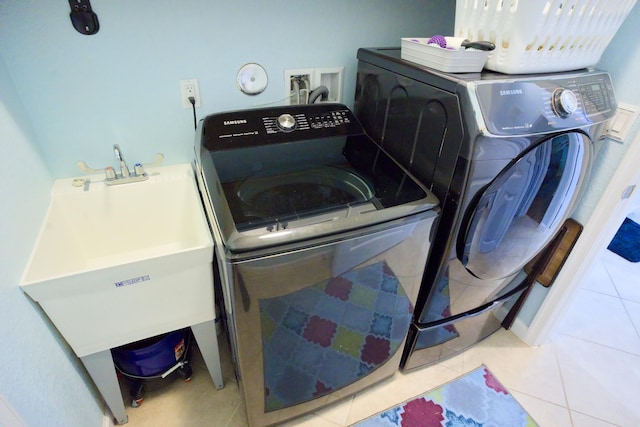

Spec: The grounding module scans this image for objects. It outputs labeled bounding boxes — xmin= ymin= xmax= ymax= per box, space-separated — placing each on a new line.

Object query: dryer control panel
xmin=201 ymin=103 xmax=363 ymax=151
xmin=473 ymin=71 xmax=617 ymax=136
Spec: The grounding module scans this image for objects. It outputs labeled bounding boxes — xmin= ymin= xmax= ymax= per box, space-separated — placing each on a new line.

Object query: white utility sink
xmin=20 ymin=163 xmax=222 ymax=424
xmin=20 ymin=163 xmax=215 ymax=355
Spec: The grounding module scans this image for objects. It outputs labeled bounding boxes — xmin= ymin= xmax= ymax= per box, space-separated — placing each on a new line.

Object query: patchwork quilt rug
xmin=352 ymin=365 xmax=538 ymax=427
xmin=260 ymin=261 xmax=413 ymax=412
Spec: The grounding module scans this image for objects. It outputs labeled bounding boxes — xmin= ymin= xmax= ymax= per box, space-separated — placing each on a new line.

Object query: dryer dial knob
xmin=552 ymin=89 xmax=578 ymax=118
xmin=277 ymin=114 xmax=296 ymax=131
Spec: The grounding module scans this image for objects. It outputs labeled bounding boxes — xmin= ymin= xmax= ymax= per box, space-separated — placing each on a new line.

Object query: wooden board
xmin=524 ymin=218 xmax=583 ymax=287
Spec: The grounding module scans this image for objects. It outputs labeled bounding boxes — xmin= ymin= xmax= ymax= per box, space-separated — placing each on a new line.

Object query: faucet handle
xmin=105 ymin=166 xmax=116 ymax=179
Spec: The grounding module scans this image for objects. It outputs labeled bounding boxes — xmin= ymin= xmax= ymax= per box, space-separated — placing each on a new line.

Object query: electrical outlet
xmin=179 ymin=79 xmax=202 ymax=108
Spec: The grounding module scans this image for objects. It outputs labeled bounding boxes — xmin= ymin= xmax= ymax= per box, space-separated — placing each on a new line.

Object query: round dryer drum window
xmin=458 ymin=132 xmax=591 ymax=280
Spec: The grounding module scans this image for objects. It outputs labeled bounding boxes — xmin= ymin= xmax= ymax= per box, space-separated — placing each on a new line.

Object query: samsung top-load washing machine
xmin=354 ymin=47 xmax=618 ymax=370
xmin=193 ymin=103 xmax=439 ymax=426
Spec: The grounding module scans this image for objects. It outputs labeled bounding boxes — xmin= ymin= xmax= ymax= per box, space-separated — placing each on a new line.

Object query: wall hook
xmin=68 ymin=0 xmax=99 ymax=35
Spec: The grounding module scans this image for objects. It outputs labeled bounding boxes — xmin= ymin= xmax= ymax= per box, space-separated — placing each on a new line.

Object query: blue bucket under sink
xmin=111 ymin=329 xmax=189 ymax=378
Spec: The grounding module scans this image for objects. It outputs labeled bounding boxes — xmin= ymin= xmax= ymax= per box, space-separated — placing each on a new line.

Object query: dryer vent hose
xmin=308 ymin=85 xmax=329 ymax=104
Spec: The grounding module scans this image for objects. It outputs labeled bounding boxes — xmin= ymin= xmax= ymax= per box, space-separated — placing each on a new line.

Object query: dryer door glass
xmin=458 ymin=132 xmax=591 ymax=280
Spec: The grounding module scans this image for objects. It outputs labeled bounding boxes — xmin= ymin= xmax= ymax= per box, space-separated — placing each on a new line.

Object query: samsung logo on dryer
xmin=499 ymin=89 xmax=524 ymax=96
xmin=223 ymin=119 xmax=247 ymax=125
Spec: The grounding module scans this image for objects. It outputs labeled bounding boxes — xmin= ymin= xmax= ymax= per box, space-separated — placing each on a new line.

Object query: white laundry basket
xmin=455 ymin=0 xmax=637 ymax=74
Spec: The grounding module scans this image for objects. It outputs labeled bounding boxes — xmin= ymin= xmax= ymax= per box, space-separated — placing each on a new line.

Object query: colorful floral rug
xmin=352 ymin=365 xmax=538 ymax=427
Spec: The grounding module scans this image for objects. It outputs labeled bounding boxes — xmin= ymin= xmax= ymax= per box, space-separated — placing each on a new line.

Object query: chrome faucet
xmin=76 ymin=146 xmax=165 ymax=186
xmin=113 ymin=144 xmax=130 ymax=178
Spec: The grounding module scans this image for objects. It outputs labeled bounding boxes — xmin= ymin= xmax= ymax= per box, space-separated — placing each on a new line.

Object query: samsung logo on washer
xmin=223 ymin=119 xmax=247 ymax=125
xmin=500 ymin=89 xmax=524 ymax=96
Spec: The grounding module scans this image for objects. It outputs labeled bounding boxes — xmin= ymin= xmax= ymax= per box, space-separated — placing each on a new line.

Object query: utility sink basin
xmin=20 ymin=163 xmax=215 ymax=357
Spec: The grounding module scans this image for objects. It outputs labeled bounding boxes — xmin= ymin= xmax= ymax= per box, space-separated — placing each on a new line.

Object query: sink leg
xmin=191 ymin=320 xmax=224 ymax=390
xmin=80 ymin=350 xmax=128 ymax=425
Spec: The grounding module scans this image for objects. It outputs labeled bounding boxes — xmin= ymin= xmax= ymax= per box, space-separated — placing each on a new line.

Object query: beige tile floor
xmin=118 ymin=246 xmax=640 ymax=427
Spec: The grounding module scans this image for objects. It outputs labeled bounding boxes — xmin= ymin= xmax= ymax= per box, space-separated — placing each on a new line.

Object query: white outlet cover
xmin=237 ymin=63 xmax=268 ymax=95
xmin=606 ymin=102 xmax=640 ymax=142
xmin=180 ymin=79 xmax=201 ymax=108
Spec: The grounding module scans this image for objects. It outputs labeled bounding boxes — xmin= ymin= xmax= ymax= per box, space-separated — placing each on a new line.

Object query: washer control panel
xmin=473 ymin=71 xmax=617 ymax=136
xmin=202 ymin=103 xmax=361 ymax=150
xmin=264 ymin=109 xmax=353 ymax=134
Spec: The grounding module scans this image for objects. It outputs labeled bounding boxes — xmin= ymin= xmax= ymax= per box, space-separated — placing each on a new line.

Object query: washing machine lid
xmin=197 ymin=104 xmax=439 ymax=252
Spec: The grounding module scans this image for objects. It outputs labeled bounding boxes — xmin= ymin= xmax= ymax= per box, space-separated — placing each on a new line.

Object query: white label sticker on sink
xmin=115 ymin=275 xmax=150 ymax=288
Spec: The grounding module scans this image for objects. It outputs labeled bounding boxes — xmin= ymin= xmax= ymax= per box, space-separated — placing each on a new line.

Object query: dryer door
xmin=457 ymin=132 xmax=591 ymax=280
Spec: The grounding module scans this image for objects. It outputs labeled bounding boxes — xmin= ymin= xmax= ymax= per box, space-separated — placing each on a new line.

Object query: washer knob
xmin=277 ymin=114 xmax=296 ymax=131
xmin=552 ymin=89 xmax=578 ymax=118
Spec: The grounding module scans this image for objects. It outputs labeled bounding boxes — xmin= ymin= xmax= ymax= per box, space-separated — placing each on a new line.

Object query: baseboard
xmin=102 ymin=411 xmax=115 ymax=427
xmin=495 ymin=303 xmax=531 ymax=345
xmin=508 ymin=315 xmax=530 ymax=343
xmin=0 ymin=395 xmax=27 ymax=427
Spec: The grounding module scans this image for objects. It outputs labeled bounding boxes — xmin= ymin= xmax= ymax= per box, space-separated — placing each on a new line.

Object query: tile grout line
xmin=224 ymin=401 xmax=242 ymax=427
xmin=491 ymin=336 xmax=574 ymax=424
xmin=569 ymin=409 xmax=624 ymax=427
xmin=579 ymin=287 xmax=621 ymax=299
xmin=556 ymin=330 xmax=640 ymax=358
xmin=550 ymin=338 xmax=574 ymax=426
xmin=340 ymin=394 xmax=356 ymax=426
xmin=619 ymin=290 xmax=640 ymax=334
xmin=602 ymin=254 xmax=632 ymax=301
xmin=603 ymin=257 xmax=640 ymax=304
xmin=508 ymin=387 xmax=571 ymax=412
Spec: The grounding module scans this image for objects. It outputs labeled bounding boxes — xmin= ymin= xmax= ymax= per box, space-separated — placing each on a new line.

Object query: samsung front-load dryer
xmin=354 ymin=47 xmax=618 ymax=370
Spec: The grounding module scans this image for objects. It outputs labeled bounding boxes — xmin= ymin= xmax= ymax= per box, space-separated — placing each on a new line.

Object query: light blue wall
xmin=572 ymin=2 xmax=640 ymax=223
xmin=519 ymin=3 xmax=640 ymax=326
xmin=0 ymin=1 xmax=453 ymax=425
xmin=0 ymin=0 xmax=453 ymax=179
xmin=598 ymin=3 xmax=640 ymax=105
xmin=0 ymin=55 xmax=103 ymax=426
